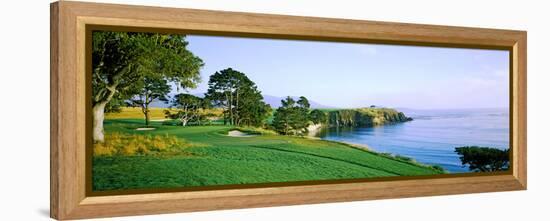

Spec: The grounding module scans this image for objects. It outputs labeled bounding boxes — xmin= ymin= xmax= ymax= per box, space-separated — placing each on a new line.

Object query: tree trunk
xmin=145 ymin=111 xmax=150 ymax=126
xmin=144 ymin=93 xmax=150 ymax=126
xmin=235 ymin=90 xmax=239 ymax=126
xmin=92 ymin=101 xmax=107 ymax=143
xmin=229 ymin=92 xmax=234 ymax=125
xmin=92 ymin=82 xmax=118 ymax=143
xmin=224 ymin=93 xmax=230 ymax=125
xmin=180 ymin=106 xmax=188 ymax=127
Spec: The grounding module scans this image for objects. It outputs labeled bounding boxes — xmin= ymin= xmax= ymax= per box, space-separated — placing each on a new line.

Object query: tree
xmin=205 ymin=68 xmax=270 ymax=126
xmin=128 ymin=76 xmax=171 ymax=126
xmin=272 ymin=97 xmax=294 ymax=135
xmin=293 ymin=96 xmax=311 ymax=131
xmin=309 ymin=109 xmax=327 ymax=124
xmin=455 ymin=146 xmax=510 ymax=172
xmin=165 ymin=93 xmax=210 ymax=126
xmin=297 ymin=96 xmax=310 ymax=109
xmin=205 ymin=68 xmax=246 ymax=125
xmin=92 ymin=31 xmax=140 ymax=142
xmin=104 ymin=96 xmax=126 ymax=113
xmin=233 ymin=83 xmax=272 ymax=127
xmin=238 ymin=91 xmax=272 ymax=127
xmin=272 ymin=96 xmax=311 ymax=135
xmin=91 ymin=31 xmax=203 ymax=142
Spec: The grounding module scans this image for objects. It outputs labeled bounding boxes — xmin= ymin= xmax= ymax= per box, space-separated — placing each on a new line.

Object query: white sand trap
xmin=150 ymin=119 xmax=169 ymax=122
xmin=136 ymin=128 xmax=156 ymax=131
xmin=227 ymin=130 xmax=257 ymax=137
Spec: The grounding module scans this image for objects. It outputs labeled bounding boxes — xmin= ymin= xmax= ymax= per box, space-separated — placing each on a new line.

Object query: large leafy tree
xmin=205 ymin=68 xmax=270 ymax=126
xmin=455 ymin=146 xmax=510 ymax=172
xmin=92 ymin=31 xmax=203 ymax=142
xmin=237 ymin=86 xmax=272 ymax=127
xmin=165 ymin=93 xmax=211 ymax=126
xmin=128 ymin=76 xmax=171 ymax=126
xmin=272 ymin=96 xmax=311 ymax=135
xmin=92 ymin=32 xmax=138 ymax=142
xmin=309 ymin=109 xmax=328 ymax=124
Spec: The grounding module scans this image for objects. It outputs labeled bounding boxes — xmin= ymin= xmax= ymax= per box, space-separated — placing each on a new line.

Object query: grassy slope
xmin=105 ymin=107 xmax=168 ymax=120
xmin=105 ymin=107 xmax=223 ymax=120
xmin=93 ymin=119 xmax=442 ymax=191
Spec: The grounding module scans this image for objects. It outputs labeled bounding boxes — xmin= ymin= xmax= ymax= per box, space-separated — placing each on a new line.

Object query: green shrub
xmin=378 ymin=152 xmax=393 ymax=157
xmin=395 ymin=154 xmax=414 ymax=162
xmin=431 ymin=165 xmax=446 ymax=173
xmin=455 ymin=146 xmax=509 ymax=172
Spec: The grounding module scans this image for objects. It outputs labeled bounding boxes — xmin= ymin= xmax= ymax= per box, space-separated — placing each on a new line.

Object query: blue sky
xmin=181 ymin=35 xmax=509 ymax=109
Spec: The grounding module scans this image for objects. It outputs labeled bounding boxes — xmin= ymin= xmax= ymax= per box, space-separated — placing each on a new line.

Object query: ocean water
xmin=317 ymin=108 xmax=510 ymax=173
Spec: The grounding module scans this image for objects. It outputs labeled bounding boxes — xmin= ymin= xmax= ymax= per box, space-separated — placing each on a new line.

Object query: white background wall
xmin=0 ymin=0 xmax=548 ymax=220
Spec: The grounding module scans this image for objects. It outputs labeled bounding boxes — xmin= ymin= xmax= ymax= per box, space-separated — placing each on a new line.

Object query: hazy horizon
xmin=158 ymin=91 xmax=508 ymax=110
xmin=173 ymin=35 xmax=509 ymax=110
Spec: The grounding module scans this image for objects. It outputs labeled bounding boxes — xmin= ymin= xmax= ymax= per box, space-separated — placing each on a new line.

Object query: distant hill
xmin=149 ymin=93 xmax=334 ymax=109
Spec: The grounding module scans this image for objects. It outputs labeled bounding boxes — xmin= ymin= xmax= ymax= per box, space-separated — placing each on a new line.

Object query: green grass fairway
xmin=93 ymin=119 xmax=443 ymax=191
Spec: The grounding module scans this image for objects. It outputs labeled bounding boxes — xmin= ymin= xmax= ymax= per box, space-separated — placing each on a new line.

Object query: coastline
xmin=317 ymin=108 xmax=509 ymax=173
xmin=304 ymin=128 xmax=444 ymax=173
xmin=306 ymin=123 xmax=371 ymax=150
xmin=336 ymin=140 xmax=371 ymax=150
xmin=306 ymin=134 xmax=442 ymax=172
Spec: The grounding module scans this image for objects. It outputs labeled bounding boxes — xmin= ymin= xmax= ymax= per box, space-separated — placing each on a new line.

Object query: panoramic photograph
xmin=91 ymin=31 xmax=510 ymax=192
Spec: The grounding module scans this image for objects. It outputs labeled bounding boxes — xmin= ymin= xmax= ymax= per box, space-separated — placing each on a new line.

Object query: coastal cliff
xmin=306 ymin=107 xmax=412 ymax=136
xmin=327 ymin=107 xmax=412 ymax=127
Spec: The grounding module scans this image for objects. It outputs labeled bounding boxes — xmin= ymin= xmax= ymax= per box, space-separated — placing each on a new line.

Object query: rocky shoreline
xmin=306 ymin=107 xmax=413 ymax=136
xmin=327 ymin=107 xmax=412 ymax=127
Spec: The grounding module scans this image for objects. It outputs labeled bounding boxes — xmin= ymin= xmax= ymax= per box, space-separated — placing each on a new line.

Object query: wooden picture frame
xmin=50 ymin=1 xmax=527 ymax=220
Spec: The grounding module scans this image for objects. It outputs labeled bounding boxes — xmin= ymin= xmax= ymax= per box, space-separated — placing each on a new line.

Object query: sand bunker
xmin=227 ymin=130 xmax=257 ymax=137
xmin=136 ymin=128 xmax=156 ymax=131
xmin=150 ymin=119 xmax=168 ymax=122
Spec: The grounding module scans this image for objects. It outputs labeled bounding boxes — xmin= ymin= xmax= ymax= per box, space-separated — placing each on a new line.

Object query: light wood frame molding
xmin=50 ymin=1 xmax=527 ymax=220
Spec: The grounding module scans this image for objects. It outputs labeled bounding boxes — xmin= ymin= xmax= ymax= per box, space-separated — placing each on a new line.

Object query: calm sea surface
xmin=317 ymin=108 xmax=510 ymax=173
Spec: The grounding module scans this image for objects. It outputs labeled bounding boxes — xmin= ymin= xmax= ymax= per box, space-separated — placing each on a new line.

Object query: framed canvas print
xmin=50 ymin=1 xmax=527 ymax=220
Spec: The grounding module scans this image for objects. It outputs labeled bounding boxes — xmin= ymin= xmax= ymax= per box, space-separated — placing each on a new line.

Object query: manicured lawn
xmin=93 ymin=119 xmax=443 ymax=191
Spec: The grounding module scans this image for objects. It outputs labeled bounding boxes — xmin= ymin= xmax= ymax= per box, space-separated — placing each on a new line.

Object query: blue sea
xmin=317 ymin=108 xmax=510 ymax=173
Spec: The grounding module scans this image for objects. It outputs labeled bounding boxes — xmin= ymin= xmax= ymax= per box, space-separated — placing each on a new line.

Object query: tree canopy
xmin=272 ymin=96 xmax=311 ymax=135
xmin=309 ymin=109 xmax=328 ymax=124
xmin=128 ymin=76 xmax=171 ymax=125
xmin=165 ymin=93 xmax=212 ymax=126
xmin=205 ymin=68 xmax=271 ymax=127
xmin=455 ymin=146 xmax=510 ymax=172
xmin=91 ymin=31 xmax=204 ymax=142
